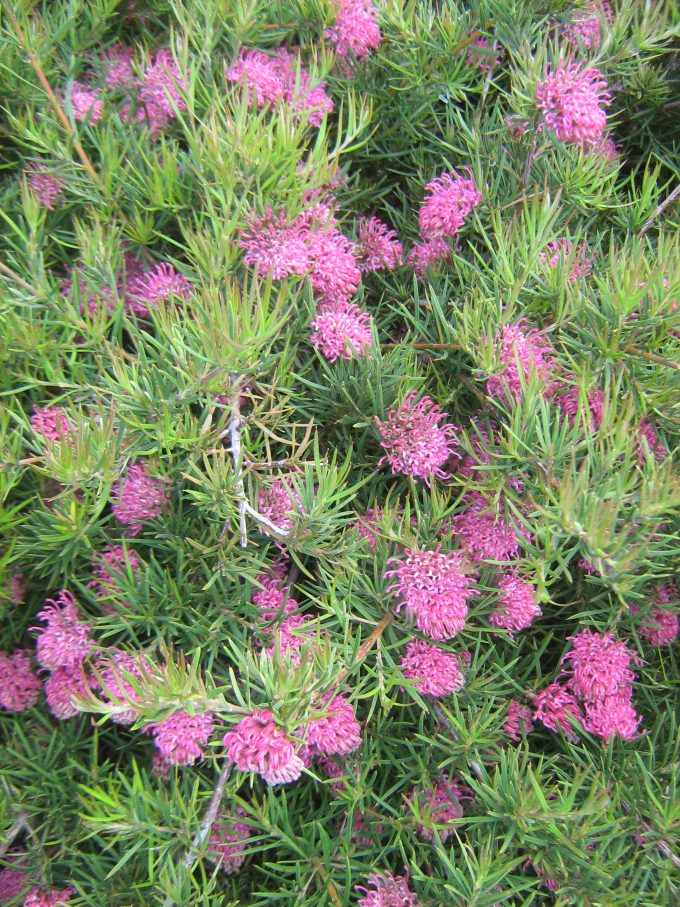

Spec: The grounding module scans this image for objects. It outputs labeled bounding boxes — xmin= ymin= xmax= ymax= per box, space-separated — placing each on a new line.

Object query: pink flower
xmin=27 ymin=165 xmax=65 ymax=210
xmin=257 ymin=477 xmax=303 ymax=533
xmin=486 ymin=321 xmax=557 ymax=403
xmin=44 ymin=664 xmax=94 ymax=719
xmin=400 ymin=640 xmax=465 ymax=698
xmin=5 ymin=571 xmax=26 ymax=603
xmin=555 ymin=383 xmax=605 ymax=431
xmin=97 ymin=650 xmax=151 ymax=724
xmin=536 ymin=59 xmax=611 ymax=149
xmin=89 ymin=545 xmax=141 ymax=599
xmin=375 ymin=392 xmax=458 ymax=484
xmin=306 ymin=226 xmax=361 ymax=305
xmin=466 ymin=36 xmax=500 ymax=72
xmin=138 ymin=49 xmax=188 ymax=134
xmin=356 ymin=217 xmax=403 ymax=272
xmin=540 ymin=239 xmax=597 ymax=282
xmin=227 ymin=49 xmax=332 ymax=127
xmin=208 ymin=808 xmax=252 ymax=874
xmin=0 ymin=865 xmax=29 ymax=902
xmin=310 ymin=300 xmax=373 ymax=361
xmin=583 ymin=693 xmax=642 ymax=741
xmin=223 ymin=709 xmax=305 ymax=785
xmin=111 ymin=464 xmax=169 ymax=536
xmin=326 ymin=1 xmax=382 ymax=64
xmin=385 ymin=546 xmax=474 ymax=640
xmin=348 ymin=810 xmax=384 ymax=846
xmin=449 ymin=491 xmax=524 ymax=563
xmin=151 ymin=749 xmax=173 ymax=779
xmin=23 ymin=887 xmax=75 ymax=907
xmin=532 ymin=682 xmax=584 ymax=742
xmin=30 ymin=406 xmax=73 ymax=442
xmin=355 ymin=505 xmax=415 ymax=551
xmin=129 ymin=262 xmax=192 ymax=312
xmin=638 ymin=584 xmax=679 ymax=646
xmin=356 ymin=870 xmax=420 ymax=907
xmin=99 ymin=43 xmax=136 ymax=89
xmin=564 ymin=2 xmax=614 ymax=52
xmin=636 ymin=419 xmax=667 ymax=464
xmin=299 ymin=693 xmax=361 ymax=756
xmin=561 ymin=628 xmax=640 ymax=702
xmin=252 ymin=569 xmax=298 ymax=623
xmin=0 ymin=650 xmax=42 ymax=712
xmin=490 ymin=571 xmax=541 ymax=636
xmin=406 ymin=776 xmax=471 ymax=842
xmin=263 ymin=614 xmax=317 ymax=665
xmin=418 ymin=168 xmax=481 ymax=240
xmin=35 ymin=590 xmax=93 ymax=670
xmin=503 ymin=700 xmax=533 ymax=742
xmin=60 ymin=270 xmax=119 ymax=318
xmin=66 ymin=81 xmax=103 ymax=124
xmin=147 ymin=710 xmax=214 ymax=766
xmin=406 ymin=238 xmax=451 ymax=277
xmin=316 ymin=754 xmax=346 ymax=791
xmin=240 ymin=207 xmax=312 ymax=280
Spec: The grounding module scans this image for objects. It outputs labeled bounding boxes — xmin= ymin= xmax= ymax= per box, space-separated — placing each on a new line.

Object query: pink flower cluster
xmin=97 ymin=649 xmax=150 ymax=724
xmin=486 ymin=321 xmax=557 ymax=404
xmin=208 ymin=808 xmax=252 ymax=874
xmin=257 ymin=476 xmax=303 ymax=533
xmin=134 ymin=49 xmax=188 ymax=134
xmin=326 ymin=0 xmax=382 ymax=65
xmin=466 ymin=36 xmax=501 ymax=72
xmin=224 ymin=709 xmax=306 ymax=785
xmin=147 ymin=710 xmax=215 ymax=766
xmin=535 ymin=629 xmax=643 ymax=742
xmin=356 ymin=870 xmax=420 ymax=907
xmin=541 ymin=238 xmax=597 ymax=282
xmin=536 ymin=58 xmax=611 ymax=149
xmin=418 ymin=169 xmax=482 ymax=240
xmin=489 ymin=570 xmax=541 ymax=636
xmin=64 ymin=80 xmax=103 ymax=125
xmin=356 ymin=217 xmax=403 ymax=272
xmin=227 ymin=49 xmax=333 ymax=128
xmin=564 ymin=2 xmax=614 ymax=52
xmin=448 ymin=490 xmax=525 ymax=563
xmin=637 ymin=583 xmax=679 ymax=647
xmin=24 ymin=886 xmax=75 ymax=906
xmin=0 ymin=649 xmax=42 ymax=712
xmin=111 ymin=463 xmax=170 ymax=536
xmin=400 ymin=639 xmax=465 ymax=698
xmin=89 ymin=545 xmax=141 ymax=602
xmin=27 ymin=164 xmax=65 ymax=210
xmin=406 ymin=775 xmax=471 ymax=842
xmin=30 ymin=406 xmax=73 ymax=442
xmin=555 ymin=384 xmax=605 ymax=432
xmin=385 ymin=546 xmax=474 ymax=639
xmin=34 ymin=590 xmax=94 ymax=719
xmin=310 ymin=300 xmax=373 ymax=361
xmin=375 ymin=392 xmax=459 ymax=484
xmin=503 ymin=699 xmax=533 ymax=742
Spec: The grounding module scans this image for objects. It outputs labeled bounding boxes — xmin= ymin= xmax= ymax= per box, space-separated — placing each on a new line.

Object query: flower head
xmin=406 ymin=238 xmax=450 ymax=277
xmin=561 ymin=628 xmax=640 ymax=702
xmin=138 ymin=48 xmax=188 ymax=134
xmin=466 ymin=36 xmax=500 ymax=72
xmin=257 ymin=476 xmax=303 ymax=533
xmin=406 ymin=775 xmax=472 ymax=842
xmin=449 ymin=491 xmax=524 ymax=563
xmin=0 ymin=650 xmax=42 ymax=712
xmin=208 ymin=808 xmax=252 ymax=874
xmin=385 ymin=546 xmax=474 ymax=640
xmin=541 ymin=238 xmax=597 ymax=282
xmin=532 ymin=681 xmax=584 ymax=742
xmin=638 ymin=583 xmax=679 ymax=646
xmin=555 ymin=383 xmax=605 ymax=432
xmin=147 ymin=710 xmax=214 ymax=766
xmin=223 ymin=709 xmax=305 ymax=785
xmin=30 ymin=406 xmax=73 ymax=442
xmin=400 ymin=640 xmax=465 ymax=698
xmin=129 ymin=262 xmax=192 ymax=313
xmin=35 ymin=590 xmax=93 ymax=670
xmin=97 ymin=649 xmax=151 ymax=724
xmin=490 ymin=571 xmax=541 ymax=636
xmin=0 ymin=865 xmax=29 ymax=902
xmin=564 ymin=2 xmax=614 ymax=52
xmin=263 ymin=614 xmax=317 ymax=665
xmin=44 ymin=664 xmax=94 ymax=719
xmin=418 ymin=168 xmax=481 ymax=240
xmin=356 ymin=870 xmax=420 ymax=907
xmin=111 ymin=464 xmax=169 ymax=536
xmin=310 ymin=300 xmax=373 ymax=361
xmin=375 ymin=393 xmax=458 ymax=484
xmin=299 ymin=693 xmax=361 ymax=756
xmin=240 ymin=207 xmax=312 ymax=280
xmin=356 ymin=217 xmax=403 ymax=272
xmin=99 ymin=43 xmax=136 ymax=89
xmin=65 ymin=81 xmax=103 ymax=124
xmin=503 ymin=699 xmax=533 ymax=742
xmin=583 ymin=693 xmax=642 ymax=741
xmin=89 ymin=545 xmax=141 ymax=600
xmin=307 ymin=226 xmax=361 ymax=305
xmin=486 ymin=321 xmax=557 ymax=403
xmin=326 ymin=1 xmax=382 ymax=64
xmin=536 ymin=58 xmax=611 ymax=149
xmin=636 ymin=419 xmax=667 ymax=464
xmin=24 ymin=887 xmax=75 ymax=907
xmin=27 ymin=165 xmax=65 ymax=210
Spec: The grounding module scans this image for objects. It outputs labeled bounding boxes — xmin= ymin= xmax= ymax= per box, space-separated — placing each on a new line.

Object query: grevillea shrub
xmin=0 ymin=1 xmax=678 ymax=904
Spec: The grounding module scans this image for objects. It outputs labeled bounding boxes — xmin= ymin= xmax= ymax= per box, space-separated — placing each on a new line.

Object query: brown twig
xmin=311 ymin=857 xmax=343 ymax=907
xmin=335 ymin=612 xmax=392 ymax=687
xmin=162 ymin=761 xmax=232 ymax=907
xmin=623 ymin=344 xmax=679 ymax=371
xmin=0 ymin=261 xmax=36 ymax=294
xmin=2 ymin=0 xmax=103 ymax=189
xmin=640 ymin=183 xmax=680 ymax=236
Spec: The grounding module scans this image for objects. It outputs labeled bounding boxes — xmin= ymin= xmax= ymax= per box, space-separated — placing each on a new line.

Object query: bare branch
xmin=640 ymin=183 xmax=680 ymax=236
